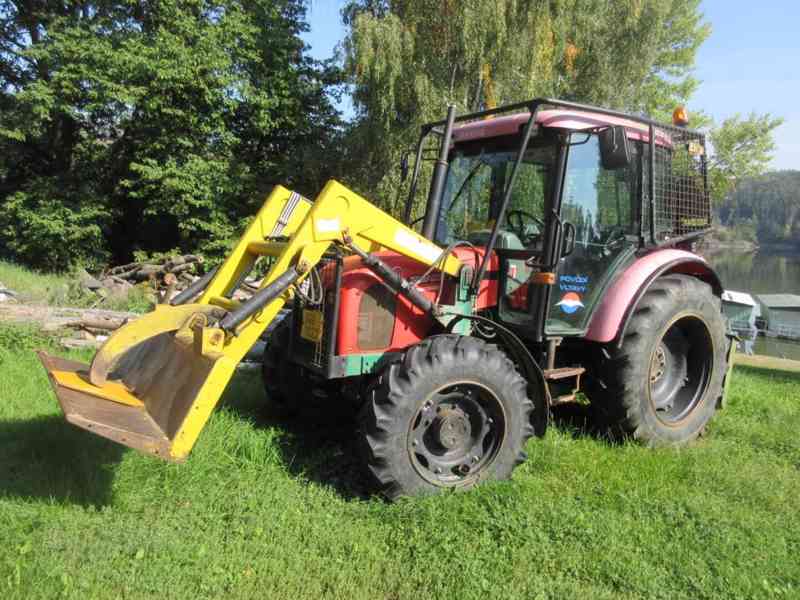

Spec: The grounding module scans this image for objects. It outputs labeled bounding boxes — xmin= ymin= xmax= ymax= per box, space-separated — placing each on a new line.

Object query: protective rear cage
xmin=645 ymin=122 xmax=711 ymax=246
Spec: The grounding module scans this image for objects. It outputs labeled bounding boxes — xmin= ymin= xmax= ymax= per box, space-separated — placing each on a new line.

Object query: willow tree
xmin=341 ymin=0 xmax=710 ymax=213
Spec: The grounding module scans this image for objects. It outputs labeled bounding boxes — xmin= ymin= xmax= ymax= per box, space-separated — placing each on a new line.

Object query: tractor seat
xmin=466 ymin=229 xmax=525 ymax=250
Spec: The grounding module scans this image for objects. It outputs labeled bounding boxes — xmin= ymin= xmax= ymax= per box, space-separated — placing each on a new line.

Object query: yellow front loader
xmin=39 ymin=180 xmax=461 ymax=462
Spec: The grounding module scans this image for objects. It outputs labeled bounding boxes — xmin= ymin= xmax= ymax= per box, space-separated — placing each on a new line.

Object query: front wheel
xmin=585 ymin=275 xmax=727 ymax=445
xmin=358 ymin=335 xmax=535 ymax=500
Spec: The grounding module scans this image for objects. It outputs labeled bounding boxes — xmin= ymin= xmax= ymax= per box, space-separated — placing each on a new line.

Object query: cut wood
xmin=0 ymin=304 xmax=138 ymax=330
xmin=66 ymin=316 xmax=129 ymax=331
xmin=60 ymin=338 xmax=104 ymax=350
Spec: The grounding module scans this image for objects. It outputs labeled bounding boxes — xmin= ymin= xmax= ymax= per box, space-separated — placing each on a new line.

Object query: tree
xmin=718 ymin=170 xmax=800 ymax=247
xmin=341 ymin=1 xmax=782 ymax=221
xmin=341 ymin=0 xmax=712 ymax=212
xmin=0 ymin=0 xmax=342 ymax=269
xmin=707 ymin=113 xmax=784 ymax=203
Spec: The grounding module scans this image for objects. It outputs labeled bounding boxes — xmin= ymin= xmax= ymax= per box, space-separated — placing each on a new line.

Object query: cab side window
xmin=561 ymin=134 xmax=638 ymax=246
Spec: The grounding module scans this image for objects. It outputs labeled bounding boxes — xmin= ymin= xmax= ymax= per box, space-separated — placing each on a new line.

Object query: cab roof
xmin=451 ymin=108 xmax=672 ymax=146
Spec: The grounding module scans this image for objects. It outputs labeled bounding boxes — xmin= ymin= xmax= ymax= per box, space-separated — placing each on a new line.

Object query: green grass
xmin=1 ymin=324 xmax=798 ymax=599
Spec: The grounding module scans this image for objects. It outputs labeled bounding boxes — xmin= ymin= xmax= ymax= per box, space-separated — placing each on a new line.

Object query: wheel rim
xmin=407 ymin=381 xmax=506 ymax=486
xmin=648 ymin=314 xmax=713 ymax=425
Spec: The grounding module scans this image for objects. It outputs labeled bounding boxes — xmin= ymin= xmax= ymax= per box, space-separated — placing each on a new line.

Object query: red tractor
xmin=40 ymin=98 xmax=733 ymax=500
xmin=263 ymin=99 xmax=733 ymax=498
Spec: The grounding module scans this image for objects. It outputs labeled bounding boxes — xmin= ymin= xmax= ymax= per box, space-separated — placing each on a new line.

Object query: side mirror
xmin=400 ymin=152 xmax=410 ymax=182
xmin=561 ymin=221 xmax=576 ymax=258
xmin=599 ymin=126 xmax=631 ymax=170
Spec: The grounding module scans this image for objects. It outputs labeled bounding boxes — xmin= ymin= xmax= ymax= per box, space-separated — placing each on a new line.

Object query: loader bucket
xmin=36 ymin=184 xmax=318 ymax=462
xmin=38 ymin=304 xmax=241 ymax=461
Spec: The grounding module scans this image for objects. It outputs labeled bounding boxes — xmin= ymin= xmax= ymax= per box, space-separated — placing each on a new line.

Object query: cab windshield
xmin=435 ymin=135 xmax=558 ymax=251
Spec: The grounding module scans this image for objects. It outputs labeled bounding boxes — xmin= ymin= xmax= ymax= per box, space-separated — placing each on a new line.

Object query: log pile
xmin=98 ymin=255 xmax=205 ymax=303
xmin=1 ymin=254 xmax=267 ymax=354
xmin=106 ymin=254 xmax=203 ymax=283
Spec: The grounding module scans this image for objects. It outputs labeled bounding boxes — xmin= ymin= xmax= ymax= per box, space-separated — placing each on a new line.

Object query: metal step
xmin=543 ymin=366 xmax=586 ymax=381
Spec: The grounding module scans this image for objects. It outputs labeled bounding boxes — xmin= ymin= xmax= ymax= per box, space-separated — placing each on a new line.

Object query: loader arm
xmin=39 ymin=180 xmax=462 ymax=461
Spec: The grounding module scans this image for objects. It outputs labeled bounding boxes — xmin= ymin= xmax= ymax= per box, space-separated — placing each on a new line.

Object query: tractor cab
xmin=408 ymin=100 xmax=711 ymax=344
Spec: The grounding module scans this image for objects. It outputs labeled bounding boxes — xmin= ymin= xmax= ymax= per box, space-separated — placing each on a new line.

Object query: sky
xmin=302 ymin=0 xmax=799 ymax=171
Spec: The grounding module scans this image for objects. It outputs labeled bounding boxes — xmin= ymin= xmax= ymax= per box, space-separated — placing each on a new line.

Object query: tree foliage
xmin=0 ymin=0 xmax=342 ymax=269
xmin=717 ymin=170 xmax=800 ymax=247
xmin=342 ymin=0 xmax=712 ymax=208
xmin=0 ymin=1 xmax=787 ymax=271
xmin=708 ymin=112 xmax=784 ymax=203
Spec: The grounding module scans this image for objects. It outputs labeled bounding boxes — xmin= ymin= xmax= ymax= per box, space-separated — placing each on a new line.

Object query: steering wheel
xmin=506 ymin=210 xmax=545 ymax=245
xmin=599 ymin=226 xmax=627 ymax=255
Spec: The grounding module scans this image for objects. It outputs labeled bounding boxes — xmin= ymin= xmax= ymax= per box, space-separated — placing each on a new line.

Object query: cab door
xmin=545 ymin=133 xmax=640 ymax=336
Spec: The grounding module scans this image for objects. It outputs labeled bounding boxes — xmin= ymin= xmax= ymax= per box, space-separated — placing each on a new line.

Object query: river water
xmin=703 ymin=249 xmax=800 ymax=360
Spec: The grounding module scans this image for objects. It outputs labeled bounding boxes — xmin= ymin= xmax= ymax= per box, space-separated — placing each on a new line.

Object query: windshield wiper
xmin=448 ymin=157 xmax=492 ymax=210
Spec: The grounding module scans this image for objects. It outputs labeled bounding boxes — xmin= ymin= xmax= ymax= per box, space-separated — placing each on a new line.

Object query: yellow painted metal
xmin=88 ymin=303 xmax=222 ymax=386
xmin=51 ymin=369 xmax=144 ymax=408
xmin=40 ymin=179 xmax=463 ymax=462
xmin=194 ymin=327 xmax=226 ymax=360
xmin=208 ymin=296 xmax=241 ymax=311
xmin=300 ymin=309 xmax=324 ymax=342
xmin=199 ymin=185 xmax=312 ymax=304
xmin=246 ymin=241 xmax=287 ymax=256
xmin=302 ymin=180 xmax=462 ymax=277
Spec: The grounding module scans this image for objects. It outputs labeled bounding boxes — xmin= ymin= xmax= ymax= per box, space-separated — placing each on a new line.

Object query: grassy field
xmin=1 ymin=323 xmax=799 ymax=599
xmin=0 ymin=260 xmax=152 ymax=312
xmin=0 ymin=262 xmax=73 ymax=305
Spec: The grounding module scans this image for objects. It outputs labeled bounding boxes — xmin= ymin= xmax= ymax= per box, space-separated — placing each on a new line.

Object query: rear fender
xmin=585 ymin=249 xmax=722 ymax=346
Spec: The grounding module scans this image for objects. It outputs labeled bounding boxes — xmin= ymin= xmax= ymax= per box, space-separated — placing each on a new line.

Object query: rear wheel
xmin=358 ymin=335 xmax=534 ymax=500
xmin=586 ymin=275 xmax=727 ymax=445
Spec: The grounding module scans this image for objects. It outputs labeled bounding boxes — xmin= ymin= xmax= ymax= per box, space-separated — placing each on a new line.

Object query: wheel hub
xmin=407 ymin=382 xmax=505 ymax=486
xmin=648 ymin=315 xmax=713 ymax=425
xmin=432 ymin=407 xmax=470 ymax=450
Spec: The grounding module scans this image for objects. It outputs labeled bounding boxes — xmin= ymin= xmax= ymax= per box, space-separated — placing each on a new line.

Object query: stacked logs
xmin=105 ymin=255 xmax=204 ymax=299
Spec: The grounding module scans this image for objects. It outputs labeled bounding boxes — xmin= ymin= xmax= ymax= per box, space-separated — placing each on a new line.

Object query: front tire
xmin=358 ymin=335 xmax=535 ymax=500
xmin=261 ymin=316 xmax=303 ymax=415
xmin=586 ymin=275 xmax=727 ymax=445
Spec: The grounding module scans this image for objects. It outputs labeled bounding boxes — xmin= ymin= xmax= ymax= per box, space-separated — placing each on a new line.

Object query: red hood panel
xmin=335 ymin=246 xmax=498 ymax=355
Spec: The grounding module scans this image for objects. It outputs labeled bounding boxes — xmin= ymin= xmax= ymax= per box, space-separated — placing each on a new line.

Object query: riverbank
xmin=735 ymin=352 xmax=800 ymax=374
xmin=697 ymin=238 xmax=758 ymax=253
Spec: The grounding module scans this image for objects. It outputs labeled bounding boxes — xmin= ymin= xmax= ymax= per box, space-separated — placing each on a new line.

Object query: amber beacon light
xmin=672 ymin=106 xmax=689 ymax=127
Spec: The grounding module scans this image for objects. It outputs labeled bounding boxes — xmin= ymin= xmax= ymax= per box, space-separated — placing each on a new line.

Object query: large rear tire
xmin=358 ymin=335 xmax=535 ymax=500
xmin=585 ymin=275 xmax=727 ymax=445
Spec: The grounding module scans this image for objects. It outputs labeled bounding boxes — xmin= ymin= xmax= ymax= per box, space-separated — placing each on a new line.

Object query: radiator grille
xmin=290 ymin=254 xmax=342 ymax=374
xmin=357 ymin=283 xmax=397 ymax=350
